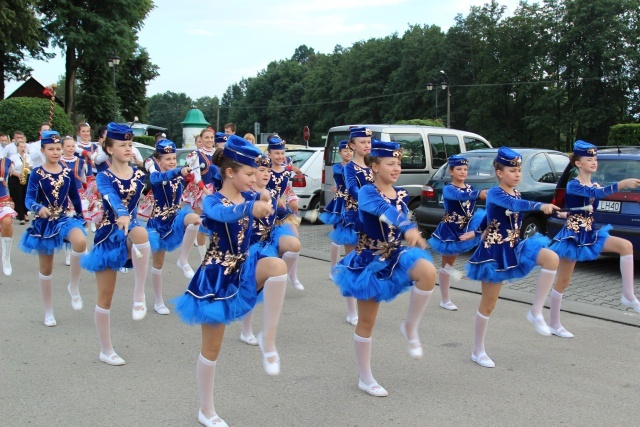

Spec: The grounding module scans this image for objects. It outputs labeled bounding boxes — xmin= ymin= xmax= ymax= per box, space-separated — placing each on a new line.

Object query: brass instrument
xmin=20 ymin=156 xmax=31 ymax=185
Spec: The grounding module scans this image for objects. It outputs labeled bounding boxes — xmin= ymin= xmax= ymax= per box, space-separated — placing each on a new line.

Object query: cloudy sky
xmin=5 ymin=0 xmax=520 ymax=99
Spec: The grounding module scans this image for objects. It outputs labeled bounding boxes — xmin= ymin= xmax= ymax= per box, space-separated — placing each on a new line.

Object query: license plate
xmin=597 ymin=200 xmax=621 ymax=213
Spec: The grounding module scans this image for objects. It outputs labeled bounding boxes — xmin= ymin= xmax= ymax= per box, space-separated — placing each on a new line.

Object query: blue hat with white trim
xmin=267 ymin=134 xmax=286 ymax=151
xmin=495 ymin=147 xmax=522 ymax=167
xmin=155 ymin=139 xmax=176 ymax=155
xmin=41 ymin=130 xmax=61 ymax=145
xmin=370 ymin=139 xmax=401 ymax=158
xmin=448 ymin=155 xmax=469 ymax=168
xmin=338 ymin=140 xmax=349 ymax=150
xmin=215 ymin=132 xmax=228 ymax=144
xmin=223 ymin=135 xmax=262 ymax=167
xmin=573 ymin=140 xmax=597 ymax=157
xmin=349 ymin=126 xmax=372 ymax=139
xmin=106 ymin=122 xmax=134 ymax=141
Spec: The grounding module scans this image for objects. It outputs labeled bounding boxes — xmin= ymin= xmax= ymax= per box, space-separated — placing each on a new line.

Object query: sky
xmin=5 ymin=0 xmax=520 ymax=100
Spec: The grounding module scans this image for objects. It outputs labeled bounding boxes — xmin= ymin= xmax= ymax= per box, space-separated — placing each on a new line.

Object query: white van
xmin=322 ymin=124 xmax=492 ymax=212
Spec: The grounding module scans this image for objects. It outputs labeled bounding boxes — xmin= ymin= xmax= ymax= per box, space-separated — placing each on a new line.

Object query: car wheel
xmin=408 ymin=199 xmax=420 ymax=223
xmin=520 ymin=216 xmax=543 ymax=240
xmin=304 ymin=196 xmax=321 ymax=224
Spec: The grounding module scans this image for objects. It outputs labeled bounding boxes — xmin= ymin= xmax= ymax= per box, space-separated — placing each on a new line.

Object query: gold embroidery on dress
xmin=202 ymin=197 xmax=250 ymax=274
xmin=566 ymin=214 xmax=593 ymax=232
xmin=36 ymin=168 xmax=71 ymax=220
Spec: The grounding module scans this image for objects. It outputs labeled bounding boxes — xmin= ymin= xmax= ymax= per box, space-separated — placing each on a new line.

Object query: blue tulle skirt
xmin=147 ymin=207 xmax=192 ymax=253
xmin=328 ymin=223 xmax=358 ymax=245
xmin=171 ymin=252 xmax=259 ymax=325
xmin=428 ymin=234 xmax=481 ymax=255
xmin=81 ymin=223 xmax=138 ymax=271
xmin=332 ymin=247 xmax=433 ymax=303
xmin=428 ymin=209 xmax=485 ymax=255
xmin=250 ymin=224 xmax=297 ymax=260
xmin=19 ymin=216 xmax=86 ymax=255
xmin=466 ymin=234 xmax=550 ymax=283
xmin=550 ymin=224 xmax=612 ymax=262
xmin=319 ymin=211 xmax=341 ymax=225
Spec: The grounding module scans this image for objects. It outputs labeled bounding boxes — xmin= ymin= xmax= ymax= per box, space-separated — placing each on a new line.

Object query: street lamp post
xmin=440 ymin=70 xmax=451 ymax=128
xmin=107 ymin=53 xmax=121 ymax=123
xmin=426 ymin=78 xmax=447 ymax=124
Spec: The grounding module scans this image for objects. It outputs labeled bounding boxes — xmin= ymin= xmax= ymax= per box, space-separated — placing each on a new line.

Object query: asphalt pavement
xmin=1 ymin=222 xmax=639 ymax=426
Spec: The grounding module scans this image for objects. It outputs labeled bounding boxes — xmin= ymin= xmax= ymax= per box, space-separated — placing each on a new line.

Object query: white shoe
xmin=119 ymin=267 xmax=129 ymax=273
xmin=345 ymin=315 xmax=358 ymax=326
xmin=154 ymin=304 xmax=170 ymax=315
xmin=621 ymin=295 xmax=640 ymax=313
xmin=67 ymin=283 xmax=83 ymax=311
xmin=439 ymin=300 xmax=458 ymax=311
xmin=526 ymin=311 xmax=551 ymax=336
xmin=257 ymin=332 xmax=280 ymax=375
xmin=132 ymin=300 xmax=147 ymax=321
xmin=99 ymin=352 xmax=126 ymax=366
xmin=90 ymin=222 xmax=96 ymax=233
xmin=177 ymin=258 xmax=195 ymax=279
xmin=358 ymin=380 xmax=389 ymax=397
xmin=471 ymin=352 xmax=495 ymax=368
xmin=44 ymin=316 xmax=57 ymax=327
xmin=289 ymin=278 xmax=304 ymax=291
xmin=198 ymin=410 xmax=228 ymax=427
xmin=549 ymin=325 xmax=574 ymax=338
xmin=65 ymin=249 xmax=71 ymax=266
xmin=240 ymin=332 xmax=258 ymax=346
xmin=400 ymin=322 xmax=423 ymax=359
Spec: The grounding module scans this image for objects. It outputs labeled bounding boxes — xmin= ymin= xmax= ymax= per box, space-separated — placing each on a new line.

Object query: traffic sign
xmin=303 ymin=126 xmax=310 ymax=142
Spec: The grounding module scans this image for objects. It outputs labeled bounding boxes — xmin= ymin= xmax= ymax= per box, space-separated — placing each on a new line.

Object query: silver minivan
xmin=322 ymin=124 xmax=492 ymax=213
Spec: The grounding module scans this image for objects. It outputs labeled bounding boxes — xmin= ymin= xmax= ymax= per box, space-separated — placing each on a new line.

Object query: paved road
xmin=1 ymin=222 xmax=639 ymax=426
xmin=300 ymin=223 xmax=640 ymax=327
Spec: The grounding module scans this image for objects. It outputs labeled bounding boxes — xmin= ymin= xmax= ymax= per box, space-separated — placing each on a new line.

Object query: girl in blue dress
xmin=80 ymin=123 xmax=151 ymax=366
xmin=19 ymin=130 xmax=87 ymax=327
xmin=144 ymin=139 xmax=202 ymax=315
xmin=336 ymin=127 xmax=375 ymax=326
xmin=428 ymin=155 xmax=487 ymax=311
xmin=266 ymin=134 xmax=304 ymax=291
xmin=466 ymin=147 xmax=560 ymax=368
xmin=172 ymin=136 xmax=288 ymax=427
xmin=0 ymin=153 xmax=18 ymax=276
xmin=60 ymin=136 xmax=88 ymax=266
xmin=333 ymin=141 xmax=437 ymax=397
xmin=549 ymin=141 xmax=640 ymax=336
xmin=239 ymin=154 xmax=299 ymax=346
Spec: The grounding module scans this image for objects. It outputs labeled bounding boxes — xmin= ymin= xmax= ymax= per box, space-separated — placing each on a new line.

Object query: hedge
xmin=608 ymin=123 xmax=640 ymax=146
xmin=396 ymin=118 xmax=445 ymax=127
xmin=0 ymin=97 xmax=74 ymax=141
xmin=133 ymin=136 xmax=155 ymax=147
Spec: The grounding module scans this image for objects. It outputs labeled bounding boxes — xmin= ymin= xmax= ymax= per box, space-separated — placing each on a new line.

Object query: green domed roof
xmin=181 ymin=108 xmax=210 ymax=128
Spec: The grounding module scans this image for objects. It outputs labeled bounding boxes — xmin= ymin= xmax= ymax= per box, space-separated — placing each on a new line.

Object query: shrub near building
xmin=0 ymin=98 xmax=74 ymax=141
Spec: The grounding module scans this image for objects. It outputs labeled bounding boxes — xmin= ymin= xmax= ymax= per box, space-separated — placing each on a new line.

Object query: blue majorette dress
xmin=146 ymin=165 xmax=193 ymax=253
xmin=343 ymin=161 xmax=374 ymax=238
xmin=319 ymin=163 xmax=357 ymax=245
xmin=59 ymin=155 xmax=91 ymax=221
xmin=267 ymin=168 xmax=297 ymax=223
xmin=19 ymin=167 xmax=86 ymax=255
xmin=173 ymin=191 xmax=262 ymax=325
xmin=466 ymin=187 xmax=549 ymax=282
xmin=428 ymin=184 xmax=486 ymax=255
xmin=333 ymin=184 xmax=432 ymax=302
xmin=549 ymin=179 xmax=616 ymax=261
xmin=80 ymin=168 xmax=146 ymax=271
xmin=249 ymin=190 xmax=296 ymax=260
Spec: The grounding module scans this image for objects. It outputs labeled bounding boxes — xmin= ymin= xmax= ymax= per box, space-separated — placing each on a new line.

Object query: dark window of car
xmin=548 ymin=153 xmax=569 ymax=180
xmin=464 ymin=137 xmax=491 ymax=151
xmin=529 ymin=153 xmax=556 ymax=183
xmin=176 ymin=151 xmax=191 ymax=167
xmin=325 ymin=130 xmax=381 ymax=165
xmin=428 ymin=134 xmax=461 ymax=168
xmin=389 ymin=133 xmax=426 ymax=169
xmin=594 ymin=160 xmax=640 ymax=192
xmin=287 ymin=150 xmax=314 ymax=168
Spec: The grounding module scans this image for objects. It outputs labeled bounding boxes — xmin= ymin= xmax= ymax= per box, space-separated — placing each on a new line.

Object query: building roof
xmin=7 ymin=77 xmax=64 ymax=107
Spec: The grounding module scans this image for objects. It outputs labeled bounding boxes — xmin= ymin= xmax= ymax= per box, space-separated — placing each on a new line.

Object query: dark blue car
xmin=547 ymin=147 xmax=640 ymax=257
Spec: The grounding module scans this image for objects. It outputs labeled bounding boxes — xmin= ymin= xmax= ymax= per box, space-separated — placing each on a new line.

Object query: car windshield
xmin=287 ymin=150 xmax=314 ymax=168
xmin=434 ymin=153 xmax=497 ymax=180
xmin=570 ymin=159 xmax=640 ymax=192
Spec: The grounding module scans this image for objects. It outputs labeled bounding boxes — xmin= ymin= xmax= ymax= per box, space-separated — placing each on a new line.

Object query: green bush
xmin=133 ymin=135 xmax=155 ymax=147
xmin=608 ymin=123 xmax=640 ymax=146
xmin=396 ymin=118 xmax=445 ymax=127
xmin=0 ymin=97 xmax=74 ymax=141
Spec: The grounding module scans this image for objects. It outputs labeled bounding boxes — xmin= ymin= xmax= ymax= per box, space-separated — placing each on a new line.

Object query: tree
xmin=146 ymin=91 xmax=193 ymax=146
xmin=0 ymin=0 xmax=51 ymax=99
xmin=114 ymin=47 xmax=159 ymax=122
xmin=39 ymin=0 xmax=154 ymax=114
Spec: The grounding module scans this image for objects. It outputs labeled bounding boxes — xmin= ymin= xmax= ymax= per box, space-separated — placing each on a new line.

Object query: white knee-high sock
xmin=531 ymin=268 xmax=556 ymax=317
xmin=549 ymin=289 xmax=564 ymax=330
xmin=354 ymin=333 xmax=376 ymax=386
xmin=151 ymin=267 xmax=164 ymax=307
xmin=197 ymin=244 xmax=207 ymax=263
xmin=39 ymin=273 xmax=54 ymax=319
xmin=473 ymin=311 xmax=490 ymax=356
xmin=346 ymin=297 xmax=358 ymax=318
xmin=620 ymin=254 xmax=636 ymax=300
xmin=404 ymin=286 xmax=433 ymax=339
xmin=197 ymin=354 xmax=218 ymax=417
xmin=242 ymin=310 xmax=254 ymax=337
xmin=438 ymin=267 xmax=452 ymax=303
xmin=69 ymin=250 xmax=83 ymax=296
xmin=94 ymin=305 xmax=115 ymax=355
xmin=131 ymin=242 xmax=150 ymax=304
xmin=330 ymin=243 xmax=340 ymax=268
xmin=261 ymin=274 xmax=287 ymax=353
xmin=282 ymin=251 xmax=301 ymax=283
xmin=180 ymin=224 xmax=199 ymax=266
